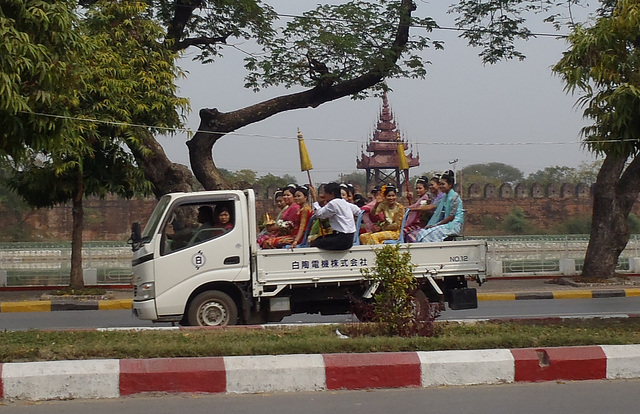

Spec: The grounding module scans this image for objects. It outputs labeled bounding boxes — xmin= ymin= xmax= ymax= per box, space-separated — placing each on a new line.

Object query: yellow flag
xmin=298 ymin=129 xmax=313 ymax=171
xmin=396 ymin=132 xmax=409 ymax=170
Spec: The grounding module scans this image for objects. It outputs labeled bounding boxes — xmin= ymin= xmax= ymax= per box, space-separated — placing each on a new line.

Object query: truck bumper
xmin=132 ymin=299 xmax=158 ymax=321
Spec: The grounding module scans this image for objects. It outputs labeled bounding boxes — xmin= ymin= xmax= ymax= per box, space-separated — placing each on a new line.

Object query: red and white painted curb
xmin=1 ymin=345 xmax=640 ymax=401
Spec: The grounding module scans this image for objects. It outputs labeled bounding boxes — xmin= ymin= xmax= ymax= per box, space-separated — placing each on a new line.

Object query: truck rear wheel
xmin=188 ymin=291 xmax=238 ymax=326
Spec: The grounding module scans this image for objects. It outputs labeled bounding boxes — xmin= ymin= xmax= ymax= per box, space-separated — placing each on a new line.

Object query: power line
xmin=23 ymin=111 xmax=638 ymax=147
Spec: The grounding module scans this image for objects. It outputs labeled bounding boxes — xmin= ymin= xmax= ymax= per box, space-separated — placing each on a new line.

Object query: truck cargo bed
xmin=254 ymin=240 xmax=487 ymax=297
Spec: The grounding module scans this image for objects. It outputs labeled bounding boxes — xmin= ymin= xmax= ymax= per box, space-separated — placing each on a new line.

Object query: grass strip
xmin=2 ymin=318 xmax=640 ymax=363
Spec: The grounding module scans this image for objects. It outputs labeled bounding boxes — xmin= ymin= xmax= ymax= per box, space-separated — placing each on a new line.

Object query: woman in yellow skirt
xmin=359 ymin=184 xmax=405 ymax=245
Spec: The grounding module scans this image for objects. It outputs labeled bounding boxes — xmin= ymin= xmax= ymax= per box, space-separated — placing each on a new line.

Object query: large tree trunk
xmin=582 ymin=154 xmax=640 ymax=279
xmin=69 ymin=174 xmax=85 ymax=289
xmin=131 ymin=130 xmax=195 ymax=198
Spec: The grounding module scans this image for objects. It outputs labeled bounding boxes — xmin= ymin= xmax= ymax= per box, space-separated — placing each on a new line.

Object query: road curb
xmin=2 ymin=345 xmax=640 ymax=401
xmin=2 ymin=288 xmax=640 ymax=313
xmin=0 ymin=299 xmax=133 ymax=313
xmin=478 ymin=287 xmax=640 ymax=301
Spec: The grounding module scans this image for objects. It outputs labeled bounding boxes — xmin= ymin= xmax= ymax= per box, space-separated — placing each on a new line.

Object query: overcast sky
xmin=157 ymin=1 xmax=598 ymax=184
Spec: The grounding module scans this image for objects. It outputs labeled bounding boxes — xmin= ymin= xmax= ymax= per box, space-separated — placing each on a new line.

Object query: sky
xmin=156 ymin=0 xmax=598 ymax=185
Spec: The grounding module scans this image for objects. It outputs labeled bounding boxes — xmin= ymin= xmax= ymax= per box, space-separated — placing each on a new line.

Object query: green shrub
xmin=503 ymin=206 xmax=531 ymax=234
xmin=479 ymin=215 xmax=501 ymax=231
xmin=359 ymin=244 xmax=439 ymax=337
xmin=555 ymin=214 xmax=592 ymax=234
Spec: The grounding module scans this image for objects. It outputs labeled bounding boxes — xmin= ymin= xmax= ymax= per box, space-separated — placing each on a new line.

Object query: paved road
xmin=1 ymin=297 xmax=640 ymax=330
xmin=2 ymin=380 xmax=640 ymax=413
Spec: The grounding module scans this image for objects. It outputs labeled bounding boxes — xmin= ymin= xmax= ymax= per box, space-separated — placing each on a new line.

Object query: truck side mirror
xmin=128 ymin=222 xmax=142 ymax=250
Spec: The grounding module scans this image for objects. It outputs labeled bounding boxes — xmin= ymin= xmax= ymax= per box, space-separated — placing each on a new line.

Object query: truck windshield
xmin=141 ymin=195 xmax=171 ymax=241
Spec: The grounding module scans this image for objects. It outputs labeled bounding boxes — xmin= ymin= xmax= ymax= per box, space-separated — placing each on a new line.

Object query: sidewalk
xmin=2 ymin=277 xmax=640 ymax=312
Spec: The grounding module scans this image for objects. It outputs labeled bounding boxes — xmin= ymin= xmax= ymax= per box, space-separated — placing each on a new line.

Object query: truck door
xmin=152 ymin=195 xmax=247 ymax=316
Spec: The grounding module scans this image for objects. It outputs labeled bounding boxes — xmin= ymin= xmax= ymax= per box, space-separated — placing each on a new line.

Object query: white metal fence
xmin=0 ymin=242 xmax=132 ymax=287
xmin=1 ymin=236 xmax=639 ymax=287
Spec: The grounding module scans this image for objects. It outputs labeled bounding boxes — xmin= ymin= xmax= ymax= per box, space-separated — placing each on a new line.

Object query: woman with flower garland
xmin=258 ymin=185 xmax=300 ymax=248
xmin=256 ymin=189 xmax=286 ymax=246
xmin=359 ymin=184 xmax=405 ymax=245
xmin=412 ymin=171 xmax=464 ymax=243
xmin=262 ymin=186 xmax=312 ymax=249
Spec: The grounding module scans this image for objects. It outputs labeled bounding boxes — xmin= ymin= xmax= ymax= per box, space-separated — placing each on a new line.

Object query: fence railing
xmin=0 ymin=242 xmax=132 ymax=287
xmin=1 ymin=236 xmax=640 ymax=287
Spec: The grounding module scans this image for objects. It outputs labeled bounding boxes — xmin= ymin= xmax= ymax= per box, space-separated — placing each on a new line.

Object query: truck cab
xmin=131 ymin=190 xmax=254 ymax=325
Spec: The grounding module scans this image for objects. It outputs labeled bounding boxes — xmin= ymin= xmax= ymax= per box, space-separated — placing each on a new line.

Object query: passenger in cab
xmin=187 ymin=206 xmax=217 ymax=245
xmin=213 ymin=204 xmax=234 ymax=232
xmin=359 ymin=184 xmax=405 ymax=245
xmin=412 ymin=170 xmax=464 ymax=243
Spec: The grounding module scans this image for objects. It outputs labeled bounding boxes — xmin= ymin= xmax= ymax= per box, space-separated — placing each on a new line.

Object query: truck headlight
xmin=137 ymin=282 xmax=155 ymax=300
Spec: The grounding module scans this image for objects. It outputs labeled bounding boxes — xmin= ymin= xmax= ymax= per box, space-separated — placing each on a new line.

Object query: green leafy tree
xmin=4 ymin=0 xmax=187 ymax=288
xmin=340 ymin=171 xmax=367 ymax=190
xmin=525 ymin=166 xmax=579 ymax=186
xmin=232 ymin=169 xmax=258 ymax=188
xmin=461 ymin=163 xmax=524 ymax=187
xmin=553 ymin=0 xmax=640 ymax=279
xmin=0 ymin=160 xmax=34 ymax=241
xmin=451 ymin=1 xmax=593 ymax=64
xmin=575 ymin=160 xmax=603 ymax=186
xmin=255 ymin=173 xmax=297 ymax=198
xmin=0 ymin=0 xmax=83 ymax=158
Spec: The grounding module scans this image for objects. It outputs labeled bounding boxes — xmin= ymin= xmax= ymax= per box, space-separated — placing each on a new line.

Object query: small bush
xmin=479 ymin=215 xmax=501 ymax=231
xmin=503 ymin=206 xmax=531 ymax=234
xmin=357 ymin=244 xmax=439 ymax=337
xmin=555 ymin=214 xmax=592 ymax=234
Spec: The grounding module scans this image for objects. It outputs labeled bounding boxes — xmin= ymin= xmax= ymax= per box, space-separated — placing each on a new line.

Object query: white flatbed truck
xmin=130 ymin=189 xmax=487 ymax=326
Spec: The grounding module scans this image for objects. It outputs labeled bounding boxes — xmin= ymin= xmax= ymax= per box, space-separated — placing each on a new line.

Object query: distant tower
xmin=356 ymin=93 xmax=419 ymax=195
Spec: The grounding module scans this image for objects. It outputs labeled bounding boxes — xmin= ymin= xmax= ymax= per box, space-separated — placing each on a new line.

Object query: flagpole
xmin=297 ymin=128 xmax=315 ymax=202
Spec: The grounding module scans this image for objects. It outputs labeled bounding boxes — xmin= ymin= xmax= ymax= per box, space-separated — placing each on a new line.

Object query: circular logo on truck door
xmin=192 ymin=250 xmax=206 ymax=270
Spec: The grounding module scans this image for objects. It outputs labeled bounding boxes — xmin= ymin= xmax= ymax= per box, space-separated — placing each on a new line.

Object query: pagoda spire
xmin=356 ymin=92 xmax=419 ymax=195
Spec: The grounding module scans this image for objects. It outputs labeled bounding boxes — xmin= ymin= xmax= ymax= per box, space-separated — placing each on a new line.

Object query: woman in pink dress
xmin=261 ymin=186 xmax=312 ymax=249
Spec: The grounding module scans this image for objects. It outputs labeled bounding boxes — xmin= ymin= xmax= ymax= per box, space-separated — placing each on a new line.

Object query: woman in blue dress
xmin=413 ymin=170 xmax=463 ymax=243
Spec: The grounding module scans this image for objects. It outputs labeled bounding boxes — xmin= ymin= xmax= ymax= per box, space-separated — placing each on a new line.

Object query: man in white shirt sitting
xmin=309 ymin=182 xmax=362 ymax=250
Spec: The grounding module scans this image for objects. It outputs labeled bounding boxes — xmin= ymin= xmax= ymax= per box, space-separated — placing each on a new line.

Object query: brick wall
xmin=5 ymin=183 xmax=640 ymax=241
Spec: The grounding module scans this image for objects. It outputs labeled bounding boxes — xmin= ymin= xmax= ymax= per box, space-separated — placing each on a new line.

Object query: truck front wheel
xmin=188 ymin=291 xmax=238 ymax=326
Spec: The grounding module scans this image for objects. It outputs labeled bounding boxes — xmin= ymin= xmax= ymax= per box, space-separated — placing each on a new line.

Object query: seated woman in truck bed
xmin=359 ymin=184 xmax=405 ymax=245
xmin=258 ymin=185 xmax=299 ymax=248
xmin=261 ymin=186 xmax=312 ymax=249
xmin=409 ymin=170 xmax=464 ymax=243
